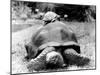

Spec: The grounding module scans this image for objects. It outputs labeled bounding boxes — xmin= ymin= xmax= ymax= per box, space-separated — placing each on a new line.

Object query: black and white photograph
xmin=11 ymin=0 xmax=96 ymax=74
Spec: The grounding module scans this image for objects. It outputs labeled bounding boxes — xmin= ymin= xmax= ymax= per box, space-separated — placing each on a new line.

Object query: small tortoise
xmin=25 ymin=21 xmax=89 ymax=72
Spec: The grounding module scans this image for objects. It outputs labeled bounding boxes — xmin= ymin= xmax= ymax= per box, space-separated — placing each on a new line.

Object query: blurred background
xmin=12 ymin=0 xmax=96 ymax=22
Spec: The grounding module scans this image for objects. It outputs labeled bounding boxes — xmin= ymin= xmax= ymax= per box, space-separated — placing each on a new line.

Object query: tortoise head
xmin=25 ymin=43 xmax=38 ymax=60
xmin=46 ymin=51 xmax=65 ymax=68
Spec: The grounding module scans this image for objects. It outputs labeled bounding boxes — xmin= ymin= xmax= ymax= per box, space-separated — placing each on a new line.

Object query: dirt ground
xmin=11 ymin=19 xmax=96 ymax=74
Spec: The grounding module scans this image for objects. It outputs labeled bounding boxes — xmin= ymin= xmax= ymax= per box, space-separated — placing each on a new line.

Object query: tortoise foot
xmin=63 ymin=49 xmax=90 ymax=67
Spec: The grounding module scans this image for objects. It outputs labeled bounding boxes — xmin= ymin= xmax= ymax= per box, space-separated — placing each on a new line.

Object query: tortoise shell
xmin=25 ymin=21 xmax=80 ymax=59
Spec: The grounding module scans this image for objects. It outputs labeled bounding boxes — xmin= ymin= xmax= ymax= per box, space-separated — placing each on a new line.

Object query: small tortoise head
xmin=25 ymin=44 xmax=38 ymax=60
xmin=42 ymin=11 xmax=59 ymax=25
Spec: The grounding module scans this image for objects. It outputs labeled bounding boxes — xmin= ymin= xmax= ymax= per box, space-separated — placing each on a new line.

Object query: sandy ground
xmin=11 ymin=19 xmax=96 ymax=74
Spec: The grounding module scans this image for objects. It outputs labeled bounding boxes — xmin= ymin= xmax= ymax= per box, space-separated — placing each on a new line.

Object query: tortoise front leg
xmin=27 ymin=47 xmax=55 ymax=72
xmin=63 ymin=49 xmax=90 ymax=67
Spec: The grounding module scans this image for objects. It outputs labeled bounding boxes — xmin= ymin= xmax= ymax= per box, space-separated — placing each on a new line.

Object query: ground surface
xmin=11 ymin=19 xmax=96 ymax=74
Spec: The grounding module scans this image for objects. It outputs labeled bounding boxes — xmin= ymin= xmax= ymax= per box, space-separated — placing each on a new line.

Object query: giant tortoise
xmin=25 ymin=21 xmax=89 ymax=72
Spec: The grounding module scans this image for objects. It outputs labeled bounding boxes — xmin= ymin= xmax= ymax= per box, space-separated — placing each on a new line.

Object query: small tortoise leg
xmin=63 ymin=49 xmax=90 ymax=67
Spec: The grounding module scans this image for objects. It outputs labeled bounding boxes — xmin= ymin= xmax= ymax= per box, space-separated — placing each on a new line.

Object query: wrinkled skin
xmin=46 ymin=51 xmax=65 ymax=68
xmin=27 ymin=47 xmax=65 ymax=71
xmin=27 ymin=47 xmax=56 ymax=71
xmin=27 ymin=47 xmax=90 ymax=72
